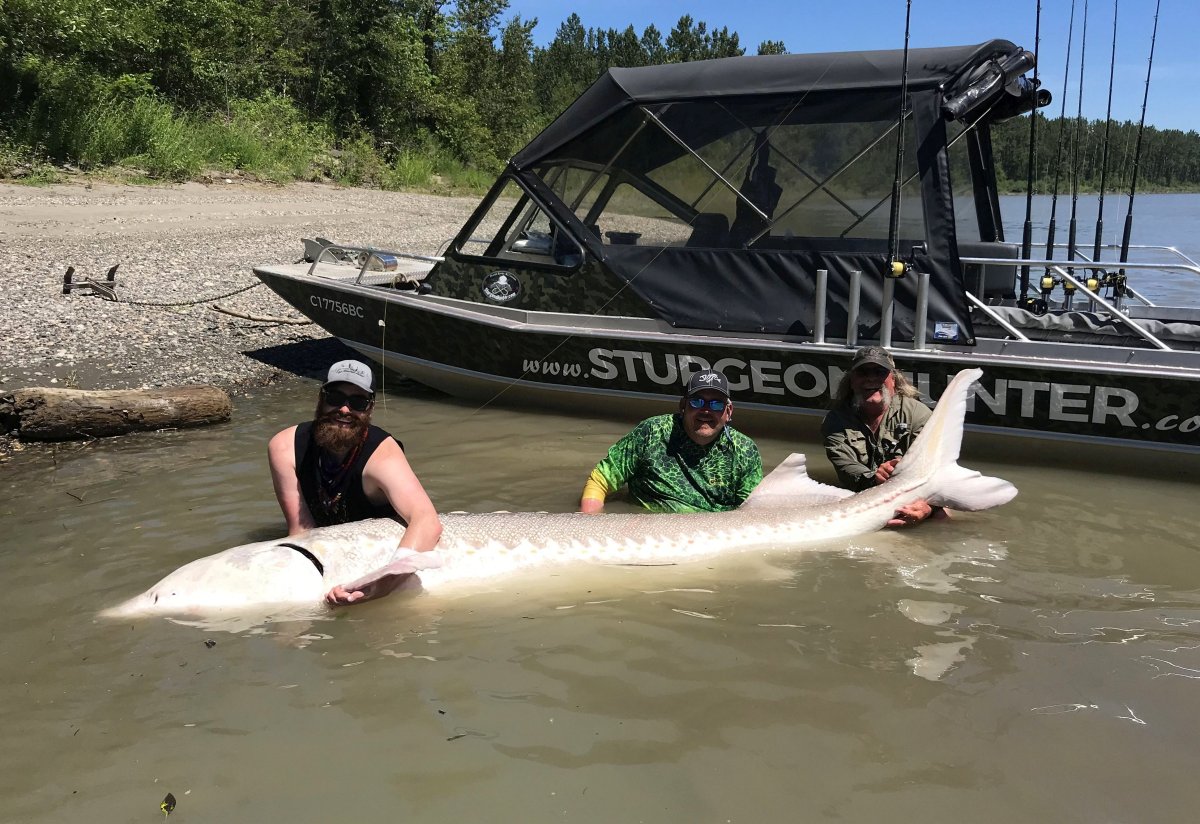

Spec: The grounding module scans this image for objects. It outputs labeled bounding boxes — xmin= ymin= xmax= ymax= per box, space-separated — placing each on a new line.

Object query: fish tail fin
xmin=925 ymin=463 xmax=1018 ymax=511
xmin=891 ymin=368 xmax=1017 ymax=512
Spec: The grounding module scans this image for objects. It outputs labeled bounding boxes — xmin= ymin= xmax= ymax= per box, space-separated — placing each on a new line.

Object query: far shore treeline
xmin=1 ymin=0 xmax=1197 ymax=193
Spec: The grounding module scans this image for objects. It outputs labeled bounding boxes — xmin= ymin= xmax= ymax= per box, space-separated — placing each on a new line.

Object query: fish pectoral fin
xmin=741 ymin=452 xmax=854 ymax=509
xmin=337 ymin=549 xmax=444 ymax=593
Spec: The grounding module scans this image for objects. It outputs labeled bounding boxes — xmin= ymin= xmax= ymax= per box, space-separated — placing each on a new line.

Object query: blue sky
xmin=504 ymin=0 xmax=1197 ymax=133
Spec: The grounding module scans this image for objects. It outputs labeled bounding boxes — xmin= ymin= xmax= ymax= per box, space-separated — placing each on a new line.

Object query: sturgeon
xmin=100 ymin=368 xmax=1016 ymax=618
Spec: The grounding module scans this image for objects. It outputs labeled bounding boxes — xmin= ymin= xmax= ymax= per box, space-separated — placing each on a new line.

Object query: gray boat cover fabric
xmin=977 ymin=305 xmax=1200 ymax=349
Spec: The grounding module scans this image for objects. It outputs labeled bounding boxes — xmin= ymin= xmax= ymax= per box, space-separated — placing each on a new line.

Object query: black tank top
xmin=295 ymin=422 xmax=406 ymax=527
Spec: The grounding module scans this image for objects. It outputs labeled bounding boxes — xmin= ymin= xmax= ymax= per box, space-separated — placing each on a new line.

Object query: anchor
xmin=62 ymin=264 xmax=119 ymax=300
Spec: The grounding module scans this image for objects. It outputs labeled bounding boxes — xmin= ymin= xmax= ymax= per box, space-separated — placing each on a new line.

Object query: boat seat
xmin=686 ymin=213 xmax=731 ymax=248
xmin=959 ymin=241 xmax=1019 ymax=299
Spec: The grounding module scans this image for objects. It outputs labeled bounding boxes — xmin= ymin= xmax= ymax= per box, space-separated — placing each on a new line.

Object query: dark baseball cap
xmin=684 ymin=369 xmax=730 ymax=398
xmin=849 ymin=346 xmax=896 ymax=372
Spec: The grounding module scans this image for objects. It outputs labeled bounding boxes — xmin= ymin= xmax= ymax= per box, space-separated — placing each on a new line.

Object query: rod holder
xmin=913 ymin=271 xmax=930 ymax=350
xmin=879 ymin=276 xmax=896 ymax=347
xmin=846 ymin=270 xmax=861 ymax=347
xmin=813 ymin=268 xmax=828 ymax=344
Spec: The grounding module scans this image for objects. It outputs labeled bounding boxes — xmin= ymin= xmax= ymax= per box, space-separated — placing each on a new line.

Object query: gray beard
xmin=853 ymin=385 xmax=894 ymax=413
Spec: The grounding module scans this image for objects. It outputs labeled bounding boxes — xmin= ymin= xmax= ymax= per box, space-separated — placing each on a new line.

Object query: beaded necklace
xmin=316 ymin=428 xmax=368 ymax=513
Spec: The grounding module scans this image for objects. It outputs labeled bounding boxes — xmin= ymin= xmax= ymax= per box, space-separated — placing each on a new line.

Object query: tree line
xmin=0 ymin=0 xmax=1195 ymax=191
xmin=991 ymin=113 xmax=1200 ymax=193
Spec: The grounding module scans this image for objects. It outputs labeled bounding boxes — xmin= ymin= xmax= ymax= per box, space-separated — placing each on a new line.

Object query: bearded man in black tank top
xmin=268 ymin=360 xmax=442 ymax=605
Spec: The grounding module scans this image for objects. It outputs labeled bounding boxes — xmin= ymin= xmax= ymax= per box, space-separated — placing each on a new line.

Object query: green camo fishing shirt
xmin=590 ymin=414 xmax=764 ymax=513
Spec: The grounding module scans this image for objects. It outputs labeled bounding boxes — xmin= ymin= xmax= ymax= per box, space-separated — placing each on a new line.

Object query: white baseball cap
xmin=323 ymin=360 xmax=374 ymax=394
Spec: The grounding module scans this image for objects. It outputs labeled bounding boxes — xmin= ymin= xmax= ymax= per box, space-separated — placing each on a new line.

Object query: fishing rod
xmin=1066 ymin=0 xmax=1090 ymax=283
xmin=1091 ymin=0 xmax=1119 ymax=271
xmin=1019 ymin=0 xmax=1043 ymax=300
xmin=1119 ymin=0 xmax=1161 ymax=280
xmin=1043 ymin=0 xmax=1077 ymax=283
xmin=885 ymin=0 xmax=913 ymax=280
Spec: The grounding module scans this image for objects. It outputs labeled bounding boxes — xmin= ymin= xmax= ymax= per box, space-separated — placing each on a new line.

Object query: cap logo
xmin=325 ymin=359 xmax=374 ymax=393
xmin=696 ymin=372 xmax=721 ymax=385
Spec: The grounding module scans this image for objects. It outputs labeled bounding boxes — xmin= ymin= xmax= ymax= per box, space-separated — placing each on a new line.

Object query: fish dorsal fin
xmin=741 ymin=453 xmax=855 ymax=509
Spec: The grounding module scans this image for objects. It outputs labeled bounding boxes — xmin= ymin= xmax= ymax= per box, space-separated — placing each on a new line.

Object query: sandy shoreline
xmin=0 ymin=180 xmax=479 ymax=396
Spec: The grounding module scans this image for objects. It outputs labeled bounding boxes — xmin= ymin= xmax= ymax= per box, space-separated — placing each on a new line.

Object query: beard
xmin=853 ymin=384 xmax=894 ymax=412
xmin=312 ymin=409 xmax=369 ymax=453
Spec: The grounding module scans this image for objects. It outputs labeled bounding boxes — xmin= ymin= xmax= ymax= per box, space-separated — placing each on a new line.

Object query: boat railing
xmin=957 ymin=254 xmax=1191 ymax=351
xmin=959 ymin=254 xmax=1200 ymax=299
xmin=821 ymin=252 xmax=1195 ymax=355
xmin=959 ymin=253 xmax=1200 ymax=309
xmin=306 ymin=241 xmax=443 ymax=285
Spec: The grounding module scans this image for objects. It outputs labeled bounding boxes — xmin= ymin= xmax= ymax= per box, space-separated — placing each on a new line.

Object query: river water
xmin=997 ymin=191 xmax=1200 ymax=304
xmin=3 ymin=377 xmax=1198 ymax=822
xmin=2 ymin=193 xmax=1199 ymax=822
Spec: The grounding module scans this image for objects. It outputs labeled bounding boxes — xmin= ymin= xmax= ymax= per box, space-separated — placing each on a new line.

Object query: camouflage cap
xmin=849 ymin=346 xmax=896 ymax=372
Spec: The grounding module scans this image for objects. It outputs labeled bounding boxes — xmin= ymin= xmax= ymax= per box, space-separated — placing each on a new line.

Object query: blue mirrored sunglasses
xmin=322 ymin=388 xmax=374 ymax=412
xmin=686 ymin=397 xmax=727 ymax=412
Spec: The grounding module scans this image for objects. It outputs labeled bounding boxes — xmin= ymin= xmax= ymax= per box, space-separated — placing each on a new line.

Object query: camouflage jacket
xmin=821 ymin=395 xmax=932 ymax=491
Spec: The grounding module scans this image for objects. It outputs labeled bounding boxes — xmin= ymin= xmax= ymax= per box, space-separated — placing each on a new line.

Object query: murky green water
xmin=1 ymin=379 xmax=1198 ymax=823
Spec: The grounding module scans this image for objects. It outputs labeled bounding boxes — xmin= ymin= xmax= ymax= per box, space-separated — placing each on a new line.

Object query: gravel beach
xmin=0 ymin=180 xmax=479 ymax=393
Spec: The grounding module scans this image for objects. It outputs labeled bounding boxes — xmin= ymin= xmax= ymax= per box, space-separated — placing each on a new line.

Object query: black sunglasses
xmin=686 ymin=397 xmax=727 ymax=412
xmin=322 ymin=388 xmax=374 ymax=412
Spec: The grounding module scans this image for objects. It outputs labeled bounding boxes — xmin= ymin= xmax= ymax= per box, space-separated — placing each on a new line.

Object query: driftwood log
xmin=0 ymin=385 xmax=232 ymax=441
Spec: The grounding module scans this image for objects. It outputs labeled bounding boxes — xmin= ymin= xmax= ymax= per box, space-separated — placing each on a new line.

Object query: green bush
xmin=0 ymin=138 xmax=60 ymax=184
xmin=82 ymin=94 xmax=204 ymax=180
xmin=333 ymin=134 xmax=385 ymax=187
xmin=382 ymin=150 xmax=435 ymax=189
xmin=201 ymin=94 xmax=331 ymax=180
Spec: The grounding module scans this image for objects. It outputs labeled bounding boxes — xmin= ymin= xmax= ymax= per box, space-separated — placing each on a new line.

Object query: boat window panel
xmin=533 ymin=161 xmax=701 ymax=248
xmin=531 ymin=92 xmax=926 ymax=248
xmin=640 ymin=95 xmax=926 ymax=244
xmin=541 ymin=164 xmax=610 ymax=240
xmin=594 ymin=182 xmax=693 ymax=246
xmin=455 ymin=176 xmax=583 ymax=268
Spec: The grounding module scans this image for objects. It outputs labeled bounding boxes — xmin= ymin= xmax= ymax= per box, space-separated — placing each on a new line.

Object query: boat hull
xmin=254 ymin=264 xmax=1200 ymax=459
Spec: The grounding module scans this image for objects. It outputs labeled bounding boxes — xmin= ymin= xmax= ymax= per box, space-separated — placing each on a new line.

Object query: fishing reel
xmin=1061 ymin=276 xmax=1077 ymax=310
xmin=1018 ymin=295 xmax=1048 ymax=315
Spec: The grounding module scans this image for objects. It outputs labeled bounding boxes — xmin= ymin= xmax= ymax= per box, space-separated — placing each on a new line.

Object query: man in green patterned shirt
xmin=579 ymin=370 xmax=764 ymax=513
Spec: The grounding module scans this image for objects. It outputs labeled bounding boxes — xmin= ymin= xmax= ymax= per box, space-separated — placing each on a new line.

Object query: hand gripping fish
xmin=101 ymin=368 xmax=1016 ymax=618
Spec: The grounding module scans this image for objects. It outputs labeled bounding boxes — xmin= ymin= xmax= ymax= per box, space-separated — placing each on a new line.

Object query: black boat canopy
xmin=515 ymin=40 xmax=1027 ymax=169
xmin=444 ymin=40 xmax=1042 ymax=345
